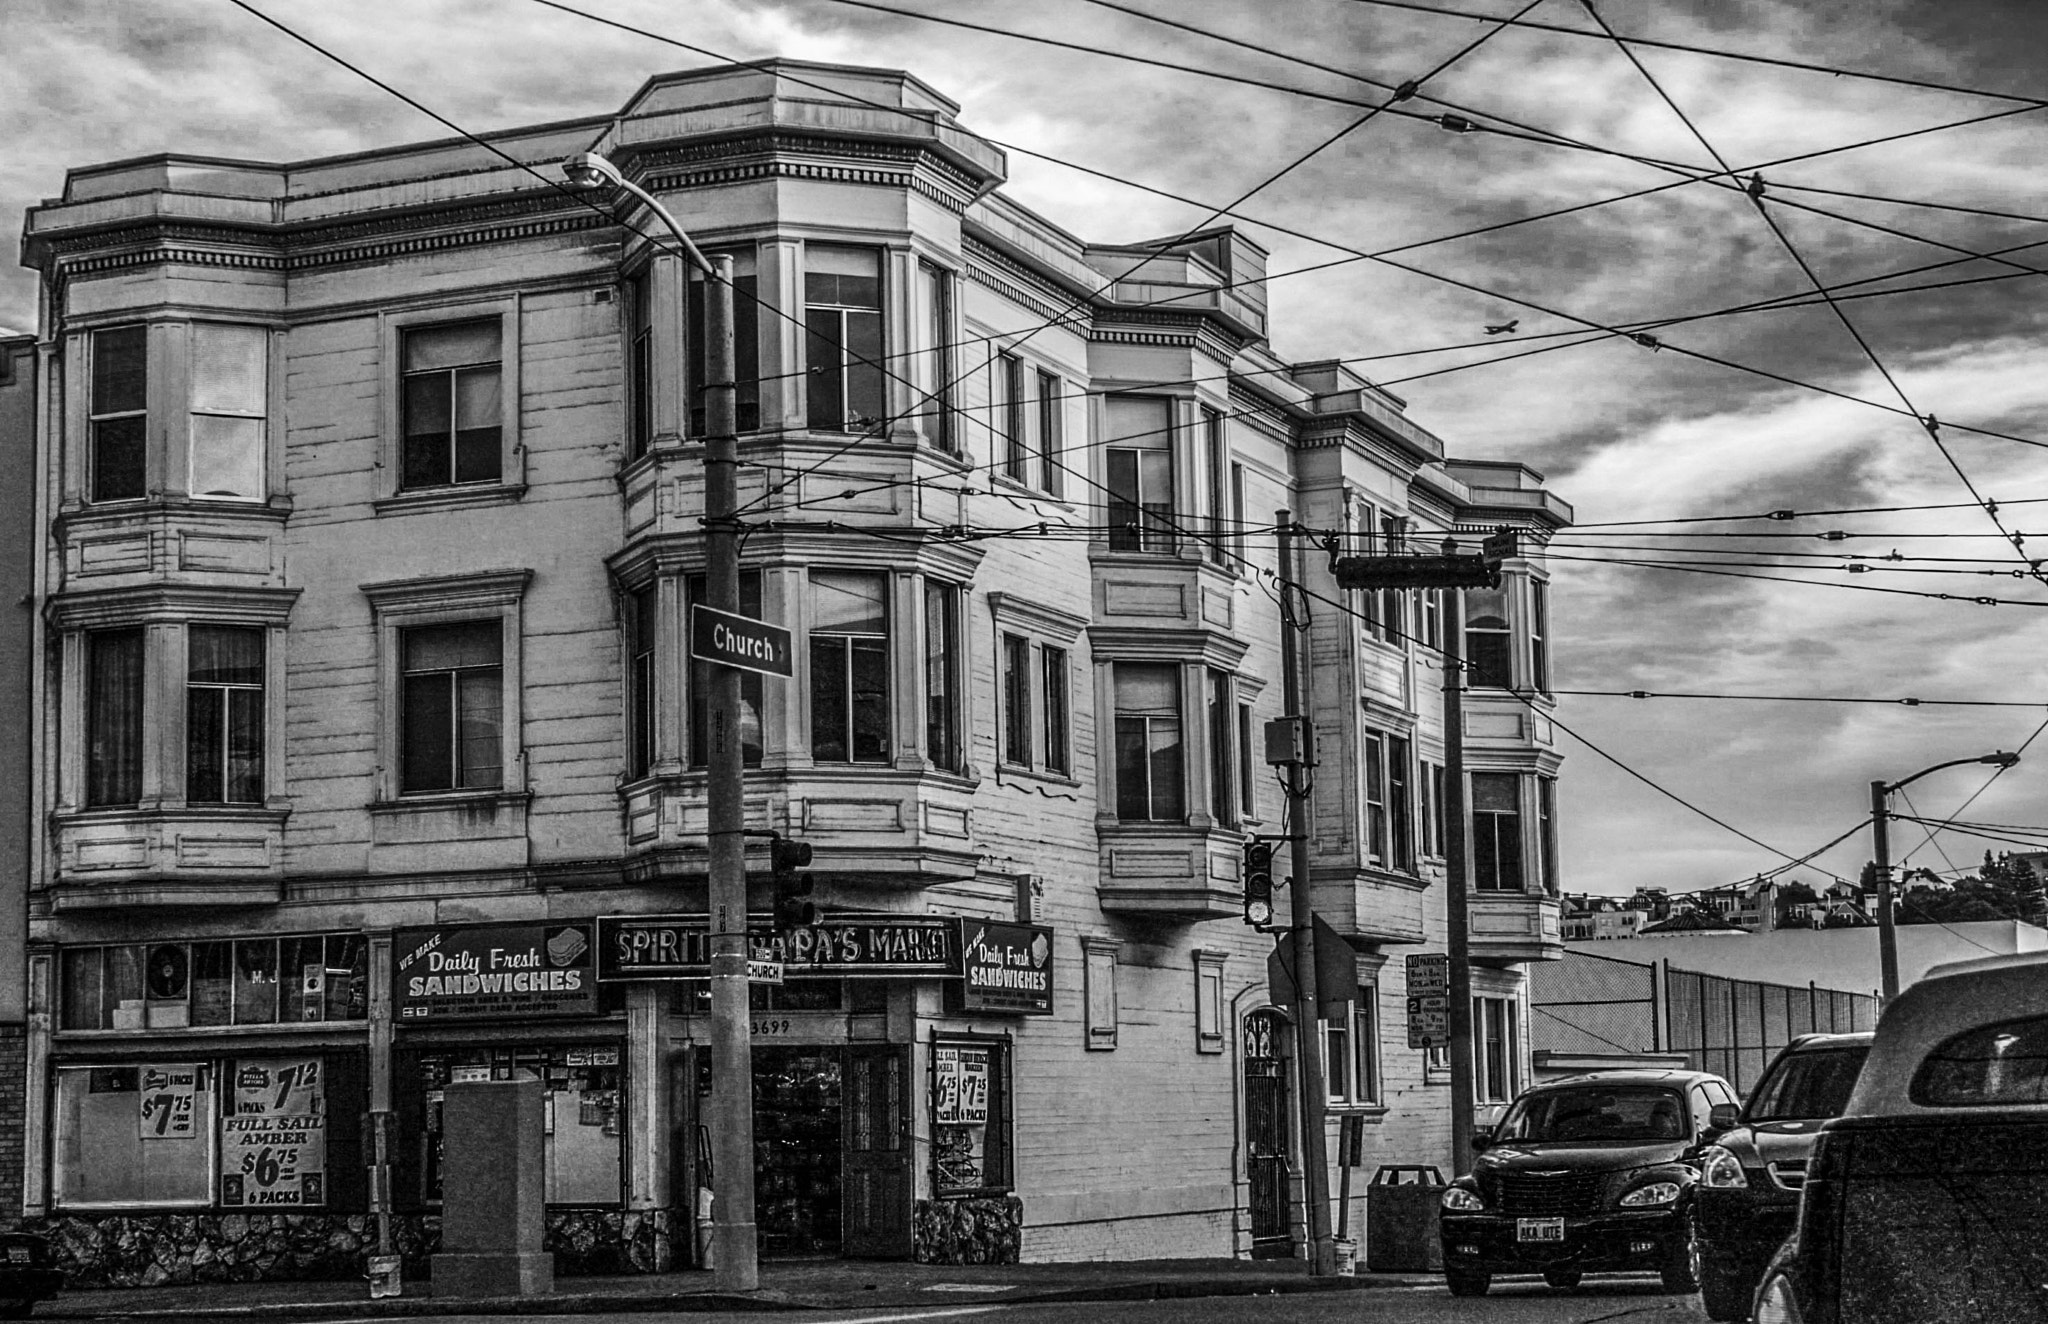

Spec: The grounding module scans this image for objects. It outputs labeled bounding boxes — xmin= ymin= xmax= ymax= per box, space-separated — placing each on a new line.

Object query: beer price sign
xmin=221 ymin=1057 xmax=326 ymax=1208
xmin=138 ymin=1064 xmax=198 ymax=1140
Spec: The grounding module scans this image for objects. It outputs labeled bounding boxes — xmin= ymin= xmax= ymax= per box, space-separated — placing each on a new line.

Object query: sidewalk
xmin=41 ymin=1257 xmax=1441 ymax=1319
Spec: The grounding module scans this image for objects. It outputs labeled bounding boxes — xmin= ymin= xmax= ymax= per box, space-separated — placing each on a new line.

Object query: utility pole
xmin=1869 ymin=780 xmax=1897 ymax=1005
xmin=1330 ymin=531 xmax=1512 ymax=1179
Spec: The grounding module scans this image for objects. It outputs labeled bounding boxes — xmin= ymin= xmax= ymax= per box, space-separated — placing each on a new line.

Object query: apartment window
xmin=811 ymin=571 xmax=890 ymax=763
xmin=400 ymin=621 xmax=503 ymax=793
xmin=1420 ymin=759 xmax=1447 ymax=857
xmin=1327 ymin=988 xmax=1382 ymax=1106
xmin=1042 ymin=645 xmax=1071 ymax=776
xmin=86 ymin=627 xmax=145 ymax=807
xmin=687 ymin=574 xmax=764 ymax=769
xmin=1472 ymin=772 xmax=1524 ymax=891
xmin=1465 ymin=584 xmax=1512 ymax=689
xmin=90 ymin=325 xmax=148 ymax=502
xmin=915 ymin=261 xmax=955 ymax=451
xmin=1105 ymin=397 xmax=1173 ymax=552
xmin=1362 ymin=732 xmax=1413 ymax=872
xmin=186 ymin=626 xmax=264 ymax=805
xmin=1237 ymin=701 xmax=1256 ymax=821
xmin=1204 ymin=407 xmax=1229 ymax=565
xmin=925 ymin=582 xmax=962 ymax=771
xmin=1474 ymin=996 xmax=1520 ymax=1103
xmin=688 ymin=250 xmax=761 ymax=434
xmin=804 ymin=245 xmax=884 ymax=433
xmin=1530 ymin=578 xmax=1550 ymax=694
xmin=1230 ymin=462 xmax=1247 ymax=567
xmin=1002 ymin=634 xmax=1032 ymax=766
xmin=401 ymin=320 xmax=502 ymax=489
xmin=189 ymin=324 xmax=267 ymax=500
xmin=1538 ymin=775 xmax=1559 ymax=895
xmin=1114 ymin=663 xmax=1183 ymax=822
xmin=627 ymin=585 xmax=657 ymax=778
xmin=998 ymin=353 xmax=1027 ymax=482
xmin=1208 ymin=670 xmax=1236 ymax=827
xmin=1195 ymin=953 xmax=1226 ymax=1054
xmin=1084 ymin=938 xmax=1120 ymax=1050
xmin=1420 ymin=587 xmax=1443 ymax=651
xmin=629 ymin=270 xmax=654 ymax=457
xmin=1036 ymin=369 xmax=1063 ymax=495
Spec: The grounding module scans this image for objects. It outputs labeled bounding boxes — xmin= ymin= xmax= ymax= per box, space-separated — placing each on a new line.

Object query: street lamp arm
xmin=1870 ymin=749 xmax=2018 ymax=1004
xmin=1884 ymin=751 xmax=2020 ymax=797
xmin=561 ymin=152 xmax=716 ymax=278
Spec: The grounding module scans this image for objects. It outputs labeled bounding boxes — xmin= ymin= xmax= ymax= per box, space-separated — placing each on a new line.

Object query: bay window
xmin=1205 ymin=407 xmax=1229 ymax=566
xmin=629 ymin=269 xmax=654 ymax=456
xmin=1472 ymin=771 xmax=1524 ymax=891
xmin=90 ymin=325 xmax=148 ymax=503
xmin=401 ymin=320 xmax=502 ymax=489
xmin=87 ymin=626 xmax=145 ymax=807
xmin=1043 ymin=644 xmax=1071 ymax=776
xmin=1464 ymin=584 xmax=1512 ymax=688
xmin=914 ymin=260 xmax=956 ymax=451
xmin=627 ymin=585 xmax=657 ymax=778
xmin=188 ymin=324 xmax=267 ymax=500
xmin=1363 ymin=731 xmax=1414 ymax=872
xmin=810 ymin=571 xmax=890 ymax=763
xmin=1538 ymin=774 xmax=1559 ymax=894
xmin=1531 ymin=578 xmax=1550 ymax=694
xmin=1114 ymin=663 xmax=1183 ymax=821
xmin=1208 ymin=669 xmax=1236 ymax=827
xmin=804 ymin=246 xmax=884 ymax=433
xmin=688 ymin=249 xmax=761 ymax=435
xmin=925 ymin=580 xmax=962 ymax=771
xmin=687 ymin=574 xmax=764 ymax=769
xmin=1105 ymin=397 xmax=1173 ymax=552
xmin=1036 ymin=369 xmax=1063 ymax=495
xmin=1002 ymin=634 xmax=1031 ymax=767
xmin=998 ymin=352 xmax=1026 ymax=482
xmin=186 ymin=626 xmax=264 ymax=805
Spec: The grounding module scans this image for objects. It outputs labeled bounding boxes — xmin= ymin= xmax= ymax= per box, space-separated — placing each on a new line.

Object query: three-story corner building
xmin=14 ymin=60 xmax=1571 ymax=1284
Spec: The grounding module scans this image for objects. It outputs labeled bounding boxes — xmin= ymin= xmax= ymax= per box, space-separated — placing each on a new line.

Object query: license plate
xmin=1516 ymin=1218 xmax=1565 ymax=1243
xmin=5 ymin=1247 xmax=28 ymax=1264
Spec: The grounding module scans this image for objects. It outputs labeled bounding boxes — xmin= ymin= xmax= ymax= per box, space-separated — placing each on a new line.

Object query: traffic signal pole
xmin=1275 ymin=516 xmax=1337 ymax=1277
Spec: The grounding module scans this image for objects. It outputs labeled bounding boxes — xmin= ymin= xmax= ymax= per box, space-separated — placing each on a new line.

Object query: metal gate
xmin=1243 ymin=1009 xmax=1291 ymax=1258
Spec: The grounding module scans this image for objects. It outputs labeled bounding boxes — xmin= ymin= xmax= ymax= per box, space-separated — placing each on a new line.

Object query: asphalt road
xmin=286 ymin=1274 xmax=1714 ymax=1324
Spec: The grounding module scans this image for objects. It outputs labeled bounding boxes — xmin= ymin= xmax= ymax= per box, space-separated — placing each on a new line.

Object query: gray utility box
xmin=1366 ymin=1165 xmax=1446 ymax=1272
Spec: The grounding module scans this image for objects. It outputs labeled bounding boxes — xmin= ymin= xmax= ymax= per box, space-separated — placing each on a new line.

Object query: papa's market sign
xmin=959 ymin=921 xmax=1054 ymax=1015
xmin=394 ymin=922 xmax=597 ymax=1020
xmin=597 ymin=914 xmax=959 ymax=981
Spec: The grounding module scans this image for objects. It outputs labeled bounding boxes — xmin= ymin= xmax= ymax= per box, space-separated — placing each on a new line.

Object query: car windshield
xmin=1495 ymin=1086 xmax=1689 ymax=1143
xmin=1745 ymin=1045 xmax=1870 ymax=1122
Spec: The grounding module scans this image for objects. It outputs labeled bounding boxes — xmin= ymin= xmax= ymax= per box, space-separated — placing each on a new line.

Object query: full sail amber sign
xmin=393 ymin=922 xmax=597 ymax=1020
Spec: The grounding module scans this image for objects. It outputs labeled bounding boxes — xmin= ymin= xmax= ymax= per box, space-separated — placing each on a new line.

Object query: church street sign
xmin=689 ymin=603 xmax=793 ymax=677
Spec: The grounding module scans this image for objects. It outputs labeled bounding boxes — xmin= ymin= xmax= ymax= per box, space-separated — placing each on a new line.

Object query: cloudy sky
xmin=10 ymin=0 xmax=2048 ymax=896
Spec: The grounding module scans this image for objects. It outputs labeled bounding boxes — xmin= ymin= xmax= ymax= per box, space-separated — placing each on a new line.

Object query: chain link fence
xmin=1531 ymin=947 xmax=1879 ymax=1094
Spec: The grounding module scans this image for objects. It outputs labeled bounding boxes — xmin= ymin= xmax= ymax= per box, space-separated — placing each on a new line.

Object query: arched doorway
xmin=1243 ymin=1008 xmax=1292 ymax=1258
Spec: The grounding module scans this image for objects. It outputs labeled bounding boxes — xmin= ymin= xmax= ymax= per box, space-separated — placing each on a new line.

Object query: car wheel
xmin=1660 ymin=1214 xmax=1703 ymax=1294
xmin=1542 ymin=1267 xmax=1582 ymax=1290
xmin=1446 ymin=1269 xmax=1492 ymax=1297
xmin=1699 ymin=1257 xmax=1756 ymax=1321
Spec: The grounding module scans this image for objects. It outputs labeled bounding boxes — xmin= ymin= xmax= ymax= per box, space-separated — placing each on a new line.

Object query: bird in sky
xmin=1485 ymin=319 xmax=1518 ymax=335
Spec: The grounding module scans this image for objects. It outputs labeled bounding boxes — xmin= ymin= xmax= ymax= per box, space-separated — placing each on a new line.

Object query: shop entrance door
xmin=1243 ymin=1009 xmax=1293 ymax=1258
xmin=752 ymin=1048 xmax=843 ymax=1257
xmin=841 ymin=1044 xmax=912 ymax=1258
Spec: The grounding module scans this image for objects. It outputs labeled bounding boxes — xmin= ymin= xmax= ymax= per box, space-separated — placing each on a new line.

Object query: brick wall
xmin=0 ymin=1025 xmax=23 ymax=1228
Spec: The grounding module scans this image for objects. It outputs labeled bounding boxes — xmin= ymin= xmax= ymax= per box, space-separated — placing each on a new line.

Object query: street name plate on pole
xmin=746 ymin=959 xmax=784 ymax=985
xmin=690 ymin=604 xmax=794 ymax=677
xmin=1406 ymin=953 xmax=1450 ymax=1048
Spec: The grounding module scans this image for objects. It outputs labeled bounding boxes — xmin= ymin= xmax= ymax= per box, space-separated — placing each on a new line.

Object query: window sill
xmin=993 ymin=762 xmax=1082 ymax=790
xmin=373 ymin=483 xmax=526 ymax=516
xmin=1328 ymin=1103 xmax=1389 ymax=1118
xmin=989 ymin=472 xmax=1071 ymax=507
xmin=370 ymin=790 xmax=529 ymax=814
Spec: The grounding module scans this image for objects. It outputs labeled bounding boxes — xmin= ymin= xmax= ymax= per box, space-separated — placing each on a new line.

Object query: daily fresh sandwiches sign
xmin=393 ymin=922 xmax=597 ymax=1020
xmin=958 ymin=921 xmax=1055 ymax=1015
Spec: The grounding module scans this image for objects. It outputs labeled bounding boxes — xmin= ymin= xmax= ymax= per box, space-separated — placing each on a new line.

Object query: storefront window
xmin=59 ymin=935 xmax=368 ymax=1031
xmin=53 ymin=1063 xmax=214 ymax=1208
xmin=931 ymin=1036 xmax=1013 ymax=1197
xmin=403 ymin=1046 xmax=623 ymax=1207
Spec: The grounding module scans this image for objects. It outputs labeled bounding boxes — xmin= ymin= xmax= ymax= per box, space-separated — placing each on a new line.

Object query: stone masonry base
xmin=913 ymin=1196 xmax=1022 ymax=1265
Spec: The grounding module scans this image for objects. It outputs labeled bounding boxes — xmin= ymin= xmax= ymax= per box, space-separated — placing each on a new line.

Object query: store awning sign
xmin=393 ymin=922 xmax=597 ymax=1020
xmin=597 ymin=915 xmax=960 ymax=981
xmin=959 ymin=920 xmax=1054 ymax=1015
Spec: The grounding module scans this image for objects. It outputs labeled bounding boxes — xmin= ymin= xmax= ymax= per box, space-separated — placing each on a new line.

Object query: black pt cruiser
xmin=1438 ymin=1068 xmax=1741 ymax=1297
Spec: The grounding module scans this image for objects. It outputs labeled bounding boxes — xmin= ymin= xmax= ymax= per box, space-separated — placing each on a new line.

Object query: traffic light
xmin=771 ymin=834 xmax=816 ymax=932
xmin=1242 ymin=837 xmax=1275 ymax=929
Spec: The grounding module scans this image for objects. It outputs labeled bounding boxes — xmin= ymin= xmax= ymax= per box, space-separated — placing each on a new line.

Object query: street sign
xmin=1406 ymin=953 xmax=1451 ymax=1048
xmin=689 ymin=603 xmax=794 ymax=677
xmin=1481 ymin=527 xmax=1519 ymax=562
xmin=746 ymin=959 xmax=784 ymax=985
xmin=1406 ymin=953 xmax=1449 ymax=998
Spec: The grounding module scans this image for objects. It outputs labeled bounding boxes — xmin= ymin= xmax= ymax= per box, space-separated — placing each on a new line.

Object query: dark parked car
xmin=1438 ymin=1068 xmax=1740 ymax=1297
xmin=0 ymin=1232 xmax=62 ymax=1317
xmin=1754 ymin=952 xmax=2048 ymax=1324
xmin=1695 ymin=1031 xmax=1873 ymax=1319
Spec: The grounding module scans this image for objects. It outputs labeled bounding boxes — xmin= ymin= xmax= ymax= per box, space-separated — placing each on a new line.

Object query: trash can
xmin=1366 ymin=1165 xmax=1446 ymax=1272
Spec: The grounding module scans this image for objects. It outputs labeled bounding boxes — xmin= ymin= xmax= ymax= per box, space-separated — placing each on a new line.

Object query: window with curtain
xmin=87 ymin=627 xmax=145 ymax=807
xmin=187 ymin=626 xmax=264 ymax=805
xmin=399 ymin=621 xmax=502 ymax=792
xmin=627 ymin=585 xmax=657 ymax=778
xmin=1002 ymin=634 xmax=1031 ymax=767
xmin=1104 ymin=397 xmax=1173 ymax=552
xmin=925 ymin=581 xmax=961 ymax=771
xmin=91 ymin=325 xmax=148 ymax=503
xmin=804 ymin=245 xmax=884 ymax=433
xmin=1042 ymin=645 xmax=1070 ymax=776
xmin=686 ymin=574 xmax=763 ymax=769
xmin=189 ymin=324 xmax=267 ymax=500
xmin=998 ymin=353 xmax=1026 ymax=482
xmin=810 ymin=572 xmax=890 ymax=763
xmin=401 ymin=320 xmax=502 ymax=489
xmin=687 ymin=249 xmax=761 ymax=435
xmin=1114 ymin=663 xmax=1183 ymax=822
xmin=1036 ymin=369 xmax=1062 ymax=495
xmin=629 ymin=269 xmax=654 ymax=456
xmin=1464 ymin=584 xmax=1513 ymax=688
xmin=1472 ymin=771 xmax=1524 ymax=891
xmin=1208 ymin=669 xmax=1235 ymax=826
xmin=915 ymin=261 xmax=955 ymax=451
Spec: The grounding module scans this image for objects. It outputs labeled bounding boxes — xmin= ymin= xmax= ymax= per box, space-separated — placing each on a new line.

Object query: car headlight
xmin=1619 ymin=1180 xmax=1682 ymax=1207
xmin=1441 ymin=1186 xmax=1485 ymax=1212
xmin=1754 ymin=1270 xmax=1805 ymax=1324
xmin=1699 ymin=1145 xmax=1748 ymax=1189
